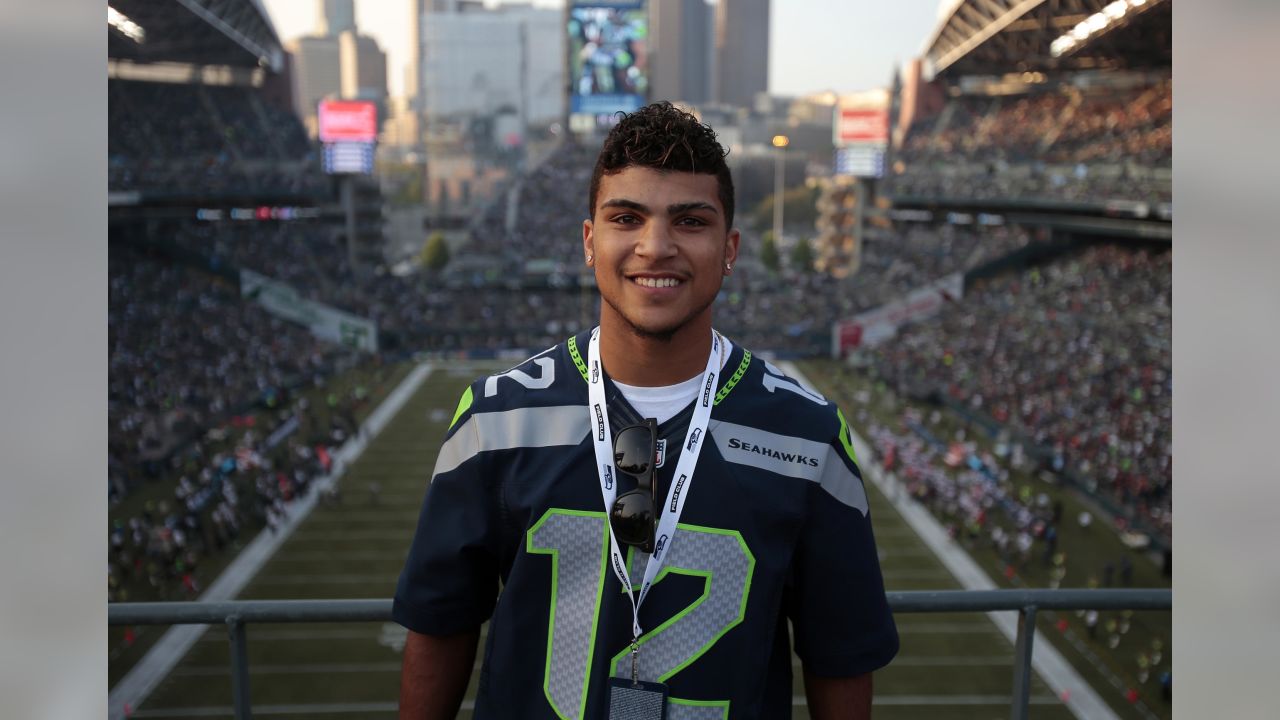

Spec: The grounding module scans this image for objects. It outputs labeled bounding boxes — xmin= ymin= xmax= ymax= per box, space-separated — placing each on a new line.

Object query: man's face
xmin=583 ymin=166 xmax=739 ymax=341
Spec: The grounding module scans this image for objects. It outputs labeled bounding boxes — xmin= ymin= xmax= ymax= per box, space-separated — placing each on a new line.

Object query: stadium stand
xmin=108 ymin=79 xmax=325 ymax=196
xmin=890 ymin=79 xmax=1171 ymax=204
xmin=865 ymin=243 xmax=1172 ymax=544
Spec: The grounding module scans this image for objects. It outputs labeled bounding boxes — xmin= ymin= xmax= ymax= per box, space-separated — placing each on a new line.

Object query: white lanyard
xmin=587 ymin=326 xmax=720 ymax=640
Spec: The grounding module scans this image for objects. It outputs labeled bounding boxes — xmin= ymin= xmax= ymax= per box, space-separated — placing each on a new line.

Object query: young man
xmin=394 ymin=102 xmax=898 ymax=719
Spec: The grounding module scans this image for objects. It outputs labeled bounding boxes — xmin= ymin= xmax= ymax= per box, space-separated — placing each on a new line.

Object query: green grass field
xmin=112 ymin=360 xmax=1169 ymax=719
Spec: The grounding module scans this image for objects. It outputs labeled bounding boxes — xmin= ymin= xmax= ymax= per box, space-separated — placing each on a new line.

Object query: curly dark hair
xmin=588 ymin=101 xmax=735 ymax=226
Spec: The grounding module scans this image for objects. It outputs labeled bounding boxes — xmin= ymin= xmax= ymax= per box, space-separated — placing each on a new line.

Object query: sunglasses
xmin=610 ymin=419 xmax=658 ymax=553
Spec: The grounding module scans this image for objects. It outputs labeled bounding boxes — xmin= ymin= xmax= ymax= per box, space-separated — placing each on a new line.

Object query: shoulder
xmin=715 ymin=347 xmax=842 ymax=443
xmin=445 ymin=335 xmax=590 ymax=442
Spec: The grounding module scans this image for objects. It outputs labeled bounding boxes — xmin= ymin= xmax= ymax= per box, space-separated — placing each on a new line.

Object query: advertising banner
xmin=318 ymin=100 xmax=378 ymax=144
xmin=241 ymin=270 xmax=378 ymax=352
xmin=568 ymin=2 xmax=649 ymax=115
xmin=831 ymin=273 xmax=964 ymax=357
xmin=835 ymin=108 xmax=889 ymax=147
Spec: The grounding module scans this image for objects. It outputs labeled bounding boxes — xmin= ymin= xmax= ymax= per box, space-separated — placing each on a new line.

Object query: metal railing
xmin=109 ymin=588 xmax=1170 ymax=720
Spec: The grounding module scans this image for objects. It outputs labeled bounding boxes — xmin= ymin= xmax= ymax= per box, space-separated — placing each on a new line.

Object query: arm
xmin=803 ymin=671 xmax=874 ymax=720
xmin=399 ymin=628 xmax=480 ymax=720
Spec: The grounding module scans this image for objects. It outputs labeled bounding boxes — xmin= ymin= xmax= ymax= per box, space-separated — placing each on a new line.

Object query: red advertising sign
xmin=835 ymin=108 xmax=889 ymax=147
xmin=318 ymin=100 xmax=378 ymax=144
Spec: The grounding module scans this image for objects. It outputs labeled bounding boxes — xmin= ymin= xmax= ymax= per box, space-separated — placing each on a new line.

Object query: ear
xmin=723 ymin=228 xmax=741 ymax=275
xmin=582 ymin=219 xmax=595 ymax=265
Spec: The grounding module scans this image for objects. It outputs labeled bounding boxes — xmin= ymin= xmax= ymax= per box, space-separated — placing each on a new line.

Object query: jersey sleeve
xmin=393 ymin=382 xmax=503 ymax=635
xmin=788 ymin=405 xmax=899 ymax=677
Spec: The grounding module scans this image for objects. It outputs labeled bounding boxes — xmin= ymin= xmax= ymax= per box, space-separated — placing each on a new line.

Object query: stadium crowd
xmin=108 ymin=79 xmax=325 ymax=196
xmin=864 ymin=243 xmax=1172 ymax=541
xmin=890 ymin=78 xmax=1172 ymax=204
xmin=108 ymin=244 xmax=386 ymax=602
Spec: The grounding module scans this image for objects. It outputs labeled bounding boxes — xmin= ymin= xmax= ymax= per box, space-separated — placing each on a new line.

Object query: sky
xmin=261 ymin=0 xmax=943 ymax=99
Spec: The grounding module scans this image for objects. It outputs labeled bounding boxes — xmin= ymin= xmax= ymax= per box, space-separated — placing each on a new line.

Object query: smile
xmin=632 ymin=277 xmax=683 ymax=288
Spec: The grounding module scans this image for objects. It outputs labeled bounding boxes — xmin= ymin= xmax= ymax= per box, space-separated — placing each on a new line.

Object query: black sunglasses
xmin=610 ymin=419 xmax=658 ymax=553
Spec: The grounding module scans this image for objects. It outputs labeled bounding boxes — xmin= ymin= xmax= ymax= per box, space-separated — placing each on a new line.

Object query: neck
xmin=598 ymin=312 xmax=715 ymax=387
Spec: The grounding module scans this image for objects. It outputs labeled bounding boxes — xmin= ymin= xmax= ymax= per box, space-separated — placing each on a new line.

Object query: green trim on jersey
xmin=714 ymin=350 xmax=751 ymax=406
xmin=836 ymin=407 xmax=860 ymax=466
xmin=449 ymin=386 xmax=474 ymax=431
xmin=567 ymin=335 xmax=590 ymax=382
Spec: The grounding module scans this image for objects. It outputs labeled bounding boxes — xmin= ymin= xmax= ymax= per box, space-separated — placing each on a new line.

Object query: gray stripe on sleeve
xmin=433 ymin=405 xmax=590 ymax=477
xmin=710 ymin=420 xmax=868 ymax=515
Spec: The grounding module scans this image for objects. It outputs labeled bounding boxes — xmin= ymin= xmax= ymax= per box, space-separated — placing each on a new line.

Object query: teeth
xmin=635 ymin=277 xmax=681 ymax=288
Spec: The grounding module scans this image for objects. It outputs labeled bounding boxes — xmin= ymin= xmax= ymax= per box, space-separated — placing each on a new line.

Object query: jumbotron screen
xmin=568 ymin=2 xmax=649 ymax=115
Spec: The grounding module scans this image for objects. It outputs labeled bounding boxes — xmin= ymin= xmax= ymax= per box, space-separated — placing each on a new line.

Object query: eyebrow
xmin=599 ymin=199 xmax=720 ymax=216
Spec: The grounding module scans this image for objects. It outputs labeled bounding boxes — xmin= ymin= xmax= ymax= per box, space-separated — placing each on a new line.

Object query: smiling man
xmin=395 ymin=102 xmax=898 ymax=719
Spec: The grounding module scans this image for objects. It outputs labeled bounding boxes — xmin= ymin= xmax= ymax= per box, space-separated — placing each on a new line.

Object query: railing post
xmin=227 ymin=614 xmax=253 ymax=720
xmin=1010 ymin=605 xmax=1037 ymax=720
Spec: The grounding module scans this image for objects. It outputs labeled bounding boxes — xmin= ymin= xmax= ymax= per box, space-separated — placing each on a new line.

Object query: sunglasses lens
xmin=613 ymin=426 xmax=653 ymax=476
xmin=610 ymin=491 xmax=655 ymax=547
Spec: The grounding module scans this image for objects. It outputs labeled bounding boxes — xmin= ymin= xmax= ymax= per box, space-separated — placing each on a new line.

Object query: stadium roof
xmin=108 ymin=0 xmax=284 ymax=71
xmin=923 ymin=0 xmax=1170 ymax=80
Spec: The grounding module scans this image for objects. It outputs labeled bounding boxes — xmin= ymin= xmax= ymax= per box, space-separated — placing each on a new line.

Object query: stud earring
xmin=725 ymin=263 xmax=732 ymax=272
xmin=586 ymin=254 xmax=593 ymax=264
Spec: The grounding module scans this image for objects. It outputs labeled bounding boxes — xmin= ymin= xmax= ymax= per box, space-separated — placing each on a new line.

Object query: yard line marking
xmin=793 ymin=655 xmax=1013 ymax=667
xmin=300 ymin=513 xmax=424 ymax=523
xmin=268 ymin=551 xmax=407 ymax=563
xmin=110 ymin=363 xmax=437 ymax=720
xmin=251 ymin=574 xmax=399 ymax=585
xmin=869 ymin=695 xmax=1061 ymax=706
xmin=285 ymin=531 xmax=416 ymax=542
xmin=197 ymin=628 xmax=377 ymax=642
xmin=174 ymin=662 xmax=402 ymax=676
xmin=134 ymin=701 xmax=475 ymax=717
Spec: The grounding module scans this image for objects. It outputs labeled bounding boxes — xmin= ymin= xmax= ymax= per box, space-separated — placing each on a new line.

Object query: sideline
xmin=780 ymin=362 xmax=1120 ymax=720
xmin=108 ymin=363 xmax=436 ymax=720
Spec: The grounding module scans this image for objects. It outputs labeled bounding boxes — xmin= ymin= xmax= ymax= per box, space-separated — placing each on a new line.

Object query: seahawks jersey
xmin=394 ymin=330 xmax=898 ymax=719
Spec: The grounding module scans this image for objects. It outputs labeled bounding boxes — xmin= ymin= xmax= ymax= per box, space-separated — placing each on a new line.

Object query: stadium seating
xmin=864 ymin=243 xmax=1172 ymax=541
xmin=889 ymin=78 xmax=1172 ymax=205
xmin=108 ymin=79 xmax=325 ymax=196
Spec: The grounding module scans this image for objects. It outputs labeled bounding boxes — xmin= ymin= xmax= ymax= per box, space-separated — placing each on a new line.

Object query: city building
xmin=714 ymin=0 xmax=769 ymax=108
xmin=651 ymin=0 xmax=712 ymax=104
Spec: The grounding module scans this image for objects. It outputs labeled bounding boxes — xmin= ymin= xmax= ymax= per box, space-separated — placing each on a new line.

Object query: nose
xmin=634 ymin=221 xmax=677 ymax=260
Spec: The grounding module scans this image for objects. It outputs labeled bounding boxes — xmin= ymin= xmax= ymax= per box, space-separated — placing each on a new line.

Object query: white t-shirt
xmin=613 ymin=337 xmax=735 ymax=425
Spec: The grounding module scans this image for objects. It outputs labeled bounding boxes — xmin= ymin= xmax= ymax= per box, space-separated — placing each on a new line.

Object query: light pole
xmin=771 ymin=134 xmax=789 ymax=249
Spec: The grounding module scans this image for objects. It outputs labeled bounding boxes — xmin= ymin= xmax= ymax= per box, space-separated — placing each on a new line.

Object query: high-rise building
xmin=339 ymin=30 xmax=387 ymax=103
xmin=417 ymin=3 xmax=563 ymax=126
xmin=285 ymin=35 xmax=342 ymax=135
xmin=286 ymin=1 xmax=388 ymax=138
xmin=319 ymin=0 xmax=356 ymax=37
xmin=651 ymin=0 xmax=712 ymax=104
xmin=714 ymin=0 xmax=769 ymax=108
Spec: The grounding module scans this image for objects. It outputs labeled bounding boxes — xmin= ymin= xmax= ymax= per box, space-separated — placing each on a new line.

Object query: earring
xmin=586 ymin=254 xmax=593 ymax=265
xmin=725 ymin=263 xmax=732 ymax=272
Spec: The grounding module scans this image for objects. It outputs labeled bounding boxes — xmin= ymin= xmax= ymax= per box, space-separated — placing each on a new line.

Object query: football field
xmin=120 ymin=360 xmax=1099 ymax=719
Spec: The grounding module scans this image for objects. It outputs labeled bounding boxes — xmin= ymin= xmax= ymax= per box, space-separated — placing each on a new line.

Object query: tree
xmin=760 ymin=232 xmax=780 ymax=272
xmin=750 ymin=184 xmax=821 ymax=232
xmin=420 ymin=231 xmax=450 ymax=273
xmin=790 ymin=237 xmax=814 ymax=273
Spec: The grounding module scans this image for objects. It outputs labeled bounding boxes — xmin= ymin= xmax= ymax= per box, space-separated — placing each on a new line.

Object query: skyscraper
xmin=714 ymin=0 xmax=769 ymax=108
xmin=319 ymin=0 xmax=356 ymax=37
xmin=651 ymin=0 xmax=712 ymax=104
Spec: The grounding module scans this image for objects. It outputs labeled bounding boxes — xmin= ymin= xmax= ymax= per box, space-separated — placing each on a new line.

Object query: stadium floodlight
xmin=108 ymin=6 xmax=146 ymax=44
xmin=772 ymin=135 xmax=790 ymax=148
xmin=1050 ymin=37 xmax=1077 ymax=57
xmin=1085 ymin=13 xmax=1109 ymax=33
xmin=1104 ymin=0 xmax=1128 ymax=19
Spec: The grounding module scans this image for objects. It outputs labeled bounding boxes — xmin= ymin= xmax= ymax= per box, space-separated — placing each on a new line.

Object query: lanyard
xmin=587 ymin=326 xmax=720 ymax=640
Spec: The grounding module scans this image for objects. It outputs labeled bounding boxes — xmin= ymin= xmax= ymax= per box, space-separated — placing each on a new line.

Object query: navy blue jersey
xmin=394 ymin=331 xmax=898 ymax=719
